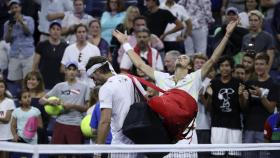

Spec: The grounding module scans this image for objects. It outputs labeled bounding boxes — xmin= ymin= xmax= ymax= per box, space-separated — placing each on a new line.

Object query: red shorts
xmin=51 ymin=122 xmax=84 ymax=144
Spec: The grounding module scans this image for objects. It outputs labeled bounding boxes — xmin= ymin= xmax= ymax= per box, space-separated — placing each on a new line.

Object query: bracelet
xmin=123 ymin=43 xmax=133 ymax=52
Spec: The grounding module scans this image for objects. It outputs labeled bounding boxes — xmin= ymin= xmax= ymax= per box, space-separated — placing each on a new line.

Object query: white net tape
xmin=1 ymin=142 xmax=280 ymax=158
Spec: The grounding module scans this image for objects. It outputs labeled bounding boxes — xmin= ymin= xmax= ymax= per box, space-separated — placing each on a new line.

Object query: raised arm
xmin=112 ymin=30 xmax=156 ymax=80
xmin=201 ymin=20 xmax=238 ymax=79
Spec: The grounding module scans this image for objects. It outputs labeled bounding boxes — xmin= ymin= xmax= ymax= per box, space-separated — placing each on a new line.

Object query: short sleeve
xmin=99 ymin=86 xmax=113 ymax=109
xmin=35 ymin=42 xmax=44 ymax=55
xmin=46 ymin=84 xmax=60 ymax=97
xmin=61 ymin=46 xmax=70 ymax=65
xmin=164 ymin=10 xmax=177 ymax=24
xmin=90 ymin=103 xmax=100 ymax=129
xmin=11 ymin=108 xmax=18 ymax=118
xmin=7 ymin=99 xmax=16 ymax=110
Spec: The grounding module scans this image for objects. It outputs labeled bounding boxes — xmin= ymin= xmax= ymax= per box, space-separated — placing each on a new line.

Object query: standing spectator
xmin=11 ymin=90 xmax=43 ymax=144
xmin=61 ymin=24 xmax=101 ymax=88
xmin=243 ymin=53 xmax=278 ymax=157
xmin=120 ymin=27 xmax=164 ymax=72
xmin=33 ymin=22 xmax=68 ymax=90
xmin=178 ymin=0 xmax=214 ymax=55
xmin=88 ymin=20 xmax=110 ymax=58
xmin=241 ymin=10 xmax=275 ymax=70
xmin=239 ymin=0 xmax=260 ymax=28
xmin=207 ymin=56 xmax=244 ymax=157
xmin=62 ymin=0 xmax=94 ymax=44
xmin=117 ymin=16 xmax=164 ymax=70
xmin=164 ymin=50 xmax=181 ymax=74
xmin=35 ymin=0 xmax=73 ymax=41
xmin=3 ymin=0 xmax=35 ymax=82
xmin=101 ymin=0 xmax=126 ymax=44
xmin=0 ymin=79 xmax=16 ymax=158
xmin=22 ymin=71 xmax=49 ymax=144
xmin=227 ymin=0 xmax=246 ymax=12
xmin=233 ymin=64 xmax=246 ymax=82
xmin=214 ymin=7 xmax=249 ymax=57
xmin=39 ymin=62 xmax=90 ymax=157
xmin=160 ymin=0 xmax=192 ymax=54
xmin=241 ymin=52 xmax=256 ymax=81
xmin=144 ymin=0 xmax=183 ymax=41
xmin=0 ymin=39 xmax=10 ymax=79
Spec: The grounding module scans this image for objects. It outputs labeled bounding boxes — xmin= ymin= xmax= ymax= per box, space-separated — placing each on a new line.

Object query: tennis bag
xmin=124 ymin=74 xmax=198 ymax=141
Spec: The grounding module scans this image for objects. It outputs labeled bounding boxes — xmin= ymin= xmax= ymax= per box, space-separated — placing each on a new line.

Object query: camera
xmin=8 ymin=12 xmax=16 ymax=25
xmin=245 ymin=43 xmax=256 ymax=55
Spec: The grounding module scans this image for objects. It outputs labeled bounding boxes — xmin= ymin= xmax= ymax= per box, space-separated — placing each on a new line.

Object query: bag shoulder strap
xmin=126 ymin=74 xmax=166 ymax=93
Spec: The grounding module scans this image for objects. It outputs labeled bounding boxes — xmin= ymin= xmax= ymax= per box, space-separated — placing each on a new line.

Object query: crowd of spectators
xmin=0 ymin=0 xmax=280 ymax=158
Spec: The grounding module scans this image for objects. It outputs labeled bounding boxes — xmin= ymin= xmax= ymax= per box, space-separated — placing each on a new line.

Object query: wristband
xmin=123 ymin=43 xmax=133 ymax=52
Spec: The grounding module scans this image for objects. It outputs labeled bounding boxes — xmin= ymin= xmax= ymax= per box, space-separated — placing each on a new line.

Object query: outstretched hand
xmin=226 ymin=20 xmax=239 ymax=36
xmin=112 ymin=30 xmax=128 ymax=44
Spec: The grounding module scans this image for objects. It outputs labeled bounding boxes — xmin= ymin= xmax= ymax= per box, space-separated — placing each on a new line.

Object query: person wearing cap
xmin=3 ymin=0 xmax=35 ymax=83
xmin=32 ymin=21 xmax=68 ymax=90
xmin=241 ymin=10 xmax=275 ymax=71
xmin=39 ymin=61 xmax=90 ymax=154
xmin=214 ymin=7 xmax=249 ymax=57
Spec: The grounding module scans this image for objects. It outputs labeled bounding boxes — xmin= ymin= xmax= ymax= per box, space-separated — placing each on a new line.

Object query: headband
xmin=86 ymin=61 xmax=116 ymax=76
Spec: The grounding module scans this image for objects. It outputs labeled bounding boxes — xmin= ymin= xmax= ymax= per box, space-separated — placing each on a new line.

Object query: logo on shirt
xmin=61 ymin=89 xmax=81 ymax=95
xmin=218 ymin=88 xmax=234 ymax=112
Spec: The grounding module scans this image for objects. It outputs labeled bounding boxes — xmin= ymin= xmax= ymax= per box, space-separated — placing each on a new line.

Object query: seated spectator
xmin=120 ymin=27 xmax=164 ymax=72
xmin=239 ymin=0 xmax=260 ymax=29
xmin=241 ymin=10 xmax=275 ymax=71
xmin=22 ymin=71 xmax=49 ymax=144
xmin=36 ymin=0 xmax=73 ymax=41
xmin=3 ymin=0 xmax=35 ymax=82
xmin=0 ymin=79 xmax=16 ymax=158
xmin=163 ymin=50 xmax=181 ymax=74
xmin=11 ymin=90 xmax=43 ymax=144
xmin=101 ymin=0 xmax=126 ymax=44
xmin=33 ymin=21 xmax=68 ymax=90
xmin=214 ymin=7 xmax=249 ymax=57
xmin=160 ymin=0 xmax=192 ymax=54
xmin=61 ymin=0 xmax=94 ymax=44
xmin=88 ymin=20 xmax=110 ymax=58
xmin=118 ymin=16 xmax=164 ymax=65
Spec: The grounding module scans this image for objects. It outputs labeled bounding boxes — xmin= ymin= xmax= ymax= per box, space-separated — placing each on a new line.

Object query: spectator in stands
xmin=112 ymin=20 xmax=239 ymax=146
xmin=11 ymin=90 xmax=43 ymax=144
xmin=22 ymin=71 xmax=49 ymax=144
xmin=214 ymin=7 xmax=249 ymax=57
xmin=233 ymin=64 xmax=246 ymax=82
xmin=88 ymin=20 xmax=110 ymax=58
xmin=206 ymin=56 xmax=245 ymax=157
xmin=241 ymin=10 xmax=275 ymax=70
xmin=0 ymin=79 xmax=16 ymax=158
xmin=241 ymin=52 xmax=256 ymax=81
xmin=160 ymin=0 xmax=192 ymax=54
xmin=35 ymin=0 xmax=73 ymax=41
xmin=85 ymin=56 xmax=143 ymax=158
xmin=39 ymin=62 xmax=90 ymax=157
xmin=243 ymin=53 xmax=278 ymax=157
xmin=227 ymin=0 xmax=246 ymax=12
xmin=178 ymin=0 xmax=214 ymax=55
xmin=101 ymin=0 xmax=126 ymax=44
xmin=117 ymin=16 xmax=164 ymax=69
xmin=61 ymin=24 xmax=100 ymax=88
xmin=164 ymin=50 xmax=181 ymax=74
xmin=120 ymin=27 xmax=164 ymax=72
xmin=33 ymin=21 xmax=68 ymax=90
xmin=144 ymin=0 xmax=183 ymax=42
xmin=62 ymin=0 xmax=94 ymax=44
xmin=193 ymin=53 xmax=212 ymax=158
xmin=239 ymin=0 xmax=260 ymax=28
xmin=3 ymin=0 xmax=35 ymax=83
xmin=111 ymin=6 xmax=140 ymax=49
